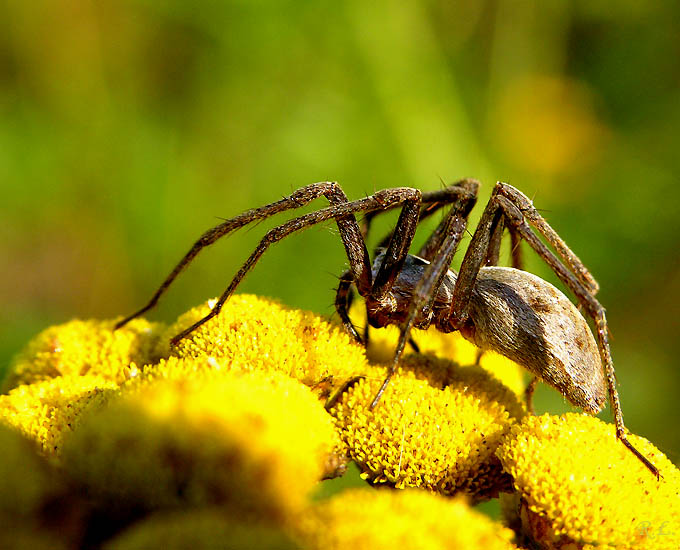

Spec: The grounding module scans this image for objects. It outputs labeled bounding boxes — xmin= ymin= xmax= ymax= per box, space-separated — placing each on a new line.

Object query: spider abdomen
xmin=368 ymin=254 xmax=606 ymax=414
xmin=463 ymin=266 xmax=606 ymax=414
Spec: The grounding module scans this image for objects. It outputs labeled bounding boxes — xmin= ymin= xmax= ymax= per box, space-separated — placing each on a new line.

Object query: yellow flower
xmin=127 ymin=355 xmax=350 ymax=478
xmin=11 ymin=293 xmax=677 ymax=550
xmin=496 ymin=413 xmax=680 ymax=549
xmin=328 ymin=354 xmax=525 ymax=500
xmin=299 ymin=488 xmax=517 ymax=550
xmin=0 ymin=374 xmax=118 ymax=457
xmin=103 ymin=509 xmax=299 ymax=550
xmin=158 ymin=295 xmax=369 ymax=397
xmin=3 ymin=318 xmax=163 ymax=392
xmin=62 ymin=368 xmax=340 ymax=522
xmin=350 ymin=301 xmax=526 ymax=397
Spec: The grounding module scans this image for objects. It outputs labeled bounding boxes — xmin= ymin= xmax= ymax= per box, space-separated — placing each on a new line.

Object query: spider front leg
xmin=346 ymin=179 xmax=481 ymax=351
xmin=116 ymin=181 xmax=373 ymax=330
xmin=369 ymin=184 xmax=479 ymax=408
xmin=360 ymin=178 xmax=480 ymax=258
xmin=334 ymin=187 xmax=425 ymax=352
xmin=171 ymin=187 xmax=422 ymax=344
xmin=451 ymin=182 xmax=659 ymax=477
xmin=335 ymin=269 xmax=363 ymax=344
xmin=335 ymin=268 xmax=424 ymax=352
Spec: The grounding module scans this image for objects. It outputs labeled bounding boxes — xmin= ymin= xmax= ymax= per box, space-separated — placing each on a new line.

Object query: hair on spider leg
xmin=116 ymin=179 xmax=660 ymax=478
xmin=435 ymin=174 xmax=449 ymax=190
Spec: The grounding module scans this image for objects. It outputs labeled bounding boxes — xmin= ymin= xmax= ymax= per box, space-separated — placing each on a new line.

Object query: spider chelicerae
xmin=116 ymin=179 xmax=658 ymax=477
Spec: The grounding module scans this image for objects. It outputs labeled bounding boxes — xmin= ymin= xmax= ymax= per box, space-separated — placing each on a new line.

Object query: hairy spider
xmin=116 ymin=179 xmax=658 ymax=477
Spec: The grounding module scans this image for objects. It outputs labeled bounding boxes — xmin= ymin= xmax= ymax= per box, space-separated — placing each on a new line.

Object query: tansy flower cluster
xmin=1 ymin=294 xmax=678 ymax=549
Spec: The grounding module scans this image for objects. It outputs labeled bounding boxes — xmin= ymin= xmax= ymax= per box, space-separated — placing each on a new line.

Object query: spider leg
xmin=361 ymin=179 xmax=480 ymax=256
xmin=365 ymin=192 xmax=424 ymax=357
xmin=483 ymin=214 xmax=505 ymax=267
xmin=480 ymin=203 xmax=532 ymax=401
xmin=500 ymin=184 xmax=599 ymax=294
xmin=356 ymin=180 xmax=480 ymax=354
xmin=363 ymin=316 xmax=370 ymax=348
xmin=337 ymin=181 xmax=456 ymax=346
xmin=335 ymin=272 xmax=410 ymax=351
xmin=370 ymin=185 xmax=478 ymax=408
xmin=524 ymin=376 xmax=539 ymax=415
xmin=370 ymin=192 xmax=422 ymax=300
xmin=476 ymin=203 xmax=524 ymax=270
xmin=452 ymin=182 xmax=658 ymax=477
xmin=171 ymin=187 xmax=422 ymax=344
xmin=335 ymin=269 xmax=363 ymax=344
xmin=448 ymin=190 xmax=506 ymax=326
xmin=509 ymin=226 xmax=524 ymax=270
xmin=115 ymin=182 xmax=373 ymax=329
xmin=498 ymin=188 xmax=657 ymax=477
xmin=503 ymin=225 xmax=535 ymax=408
xmin=338 ymin=284 xmax=420 ymax=352
xmin=416 ymin=179 xmax=480 ymax=260
xmin=480 ymin=204 xmax=533 ymax=405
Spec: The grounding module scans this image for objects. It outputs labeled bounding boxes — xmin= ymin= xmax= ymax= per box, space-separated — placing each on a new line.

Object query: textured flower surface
xmin=497 ymin=413 xmax=680 ymax=550
xmin=329 ymin=354 xmax=525 ymax=500
xmin=3 ymin=318 xmax=163 ymax=391
xmin=0 ymin=374 xmax=118 ymax=457
xmin=159 ymin=295 xmax=368 ymax=394
xmin=62 ymin=367 xmax=338 ymax=521
xmin=350 ymin=301 xmax=526 ymax=397
xmin=1 ymin=294 xmax=676 ymax=550
xmin=299 ymin=488 xmax=518 ymax=550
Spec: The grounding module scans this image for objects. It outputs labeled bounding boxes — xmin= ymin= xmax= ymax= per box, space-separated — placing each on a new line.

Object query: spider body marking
xmin=116 ymin=179 xmax=658 ymax=477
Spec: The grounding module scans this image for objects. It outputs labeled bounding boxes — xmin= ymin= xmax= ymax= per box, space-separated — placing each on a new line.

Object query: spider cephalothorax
xmin=116 ymin=179 xmax=658 ymax=477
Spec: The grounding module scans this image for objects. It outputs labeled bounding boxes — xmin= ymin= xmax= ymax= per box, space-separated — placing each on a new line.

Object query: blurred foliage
xmin=0 ymin=0 xmax=678 ymax=463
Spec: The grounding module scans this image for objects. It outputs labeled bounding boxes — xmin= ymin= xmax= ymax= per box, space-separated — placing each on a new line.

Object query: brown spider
xmin=116 ymin=179 xmax=659 ymax=477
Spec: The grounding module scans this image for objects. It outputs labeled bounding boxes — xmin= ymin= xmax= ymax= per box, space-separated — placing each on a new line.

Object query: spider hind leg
xmin=449 ymin=182 xmax=658 ymax=477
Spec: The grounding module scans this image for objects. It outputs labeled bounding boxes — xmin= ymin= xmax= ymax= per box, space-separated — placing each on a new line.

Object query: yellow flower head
xmin=496 ymin=413 xmax=680 ymax=549
xmin=0 ymin=374 xmax=118 ymax=457
xmin=62 ymin=367 xmax=339 ymax=522
xmin=299 ymin=488 xmax=517 ymax=550
xmin=328 ymin=354 xmax=525 ymax=500
xmin=127 ymin=354 xmax=349 ymax=478
xmin=350 ymin=301 xmax=526 ymax=396
xmin=158 ymin=295 xmax=369 ymax=396
xmin=3 ymin=318 xmax=163 ymax=392
xmin=104 ymin=509 xmax=299 ymax=550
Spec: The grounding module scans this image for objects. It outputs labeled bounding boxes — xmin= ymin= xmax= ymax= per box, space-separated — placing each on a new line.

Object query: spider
xmin=115 ymin=179 xmax=658 ymax=477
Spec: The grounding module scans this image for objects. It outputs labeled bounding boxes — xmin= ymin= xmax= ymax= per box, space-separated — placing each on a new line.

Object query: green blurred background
xmin=1 ymin=1 xmax=678 ymax=464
